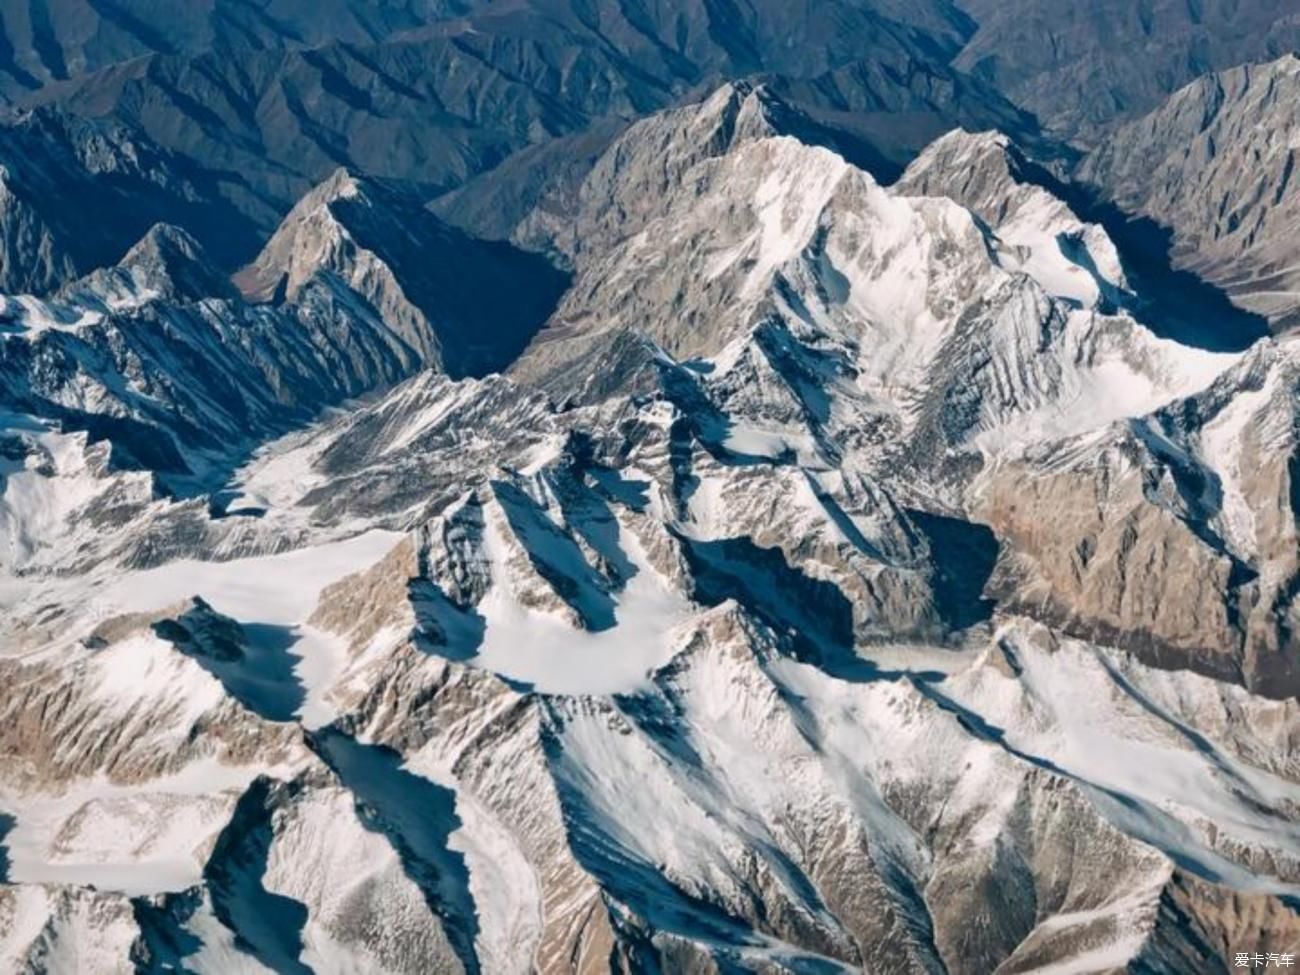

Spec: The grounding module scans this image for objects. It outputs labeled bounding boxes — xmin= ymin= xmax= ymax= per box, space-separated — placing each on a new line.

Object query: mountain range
xmin=0 ymin=4 xmax=1298 ymax=974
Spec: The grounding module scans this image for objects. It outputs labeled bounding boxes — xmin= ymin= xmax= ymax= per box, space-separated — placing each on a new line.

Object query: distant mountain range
xmin=1 ymin=4 xmax=1298 ymax=974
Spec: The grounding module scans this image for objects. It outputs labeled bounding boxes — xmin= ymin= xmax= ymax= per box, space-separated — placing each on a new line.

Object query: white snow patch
xmin=104 ymin=530 xmax=401 ymax=625
xmin=974 ymin=320 xmax=1238 ymax=457
xmin=0 ymin=295 xmax=103 ymax=336
xmin=469 ymin=510 xmax=693 ymax=694
xmin=1199 ymin=374 xmax=1275 ymax=558
xmin=2 ymin=759 xmax=273 ymax=895
xmin=721 ymin=422 xmax=819 ymax=460
xmin=945 ymin=623 xmax=1300 ymax=897
xmin=1020 ymin=938 xmax=1150 ymax=975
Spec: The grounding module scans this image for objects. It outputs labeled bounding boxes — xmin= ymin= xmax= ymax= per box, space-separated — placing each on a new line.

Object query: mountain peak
xmin=910 ymin=128 xmax=1013 ymax=164
xmin=301 ymin=167 xmax=369 ymax=209
xmin=233 ymin=168 xmax=379 ymax=306
xmin=899 ymin=126 xmax=1130 ymax=310
xmin=899 ymin=128 xmax=1026 ymax=193
xmin=54 ymin=222 xmax=235 ymax=308
xmin=235 ymin=166 xmax=567 ymax=378
xmin=694 ymin=79 xmax=787 ymax=143
xmin=520 ymin=81 xmax=817 ymax=267
xmin=122 ymin=223 xmax=226 ymax=284
xmin=118 ymin=223 xmax=234 ymax=299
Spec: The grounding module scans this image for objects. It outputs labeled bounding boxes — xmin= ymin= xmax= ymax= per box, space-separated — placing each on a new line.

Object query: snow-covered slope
xmin=0 ymin=236 xmax=421 ymax=492
xmin=514 ymin=85 xmax=1236 ymax=479
xmin=896 ymin=128 xmax=1131 ymax=311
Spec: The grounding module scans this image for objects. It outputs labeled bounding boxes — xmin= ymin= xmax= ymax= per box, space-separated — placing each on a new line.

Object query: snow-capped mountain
xmin=0 ymin=223 xmax=420 ymax=494
xmin=2 ymin=67 xmax=1298 ymax=974
xmin=0 ymin=165 xmax=567 ymax=503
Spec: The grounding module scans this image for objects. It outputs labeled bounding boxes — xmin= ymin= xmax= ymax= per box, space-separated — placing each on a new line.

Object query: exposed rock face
xmin=954 ymin=0 xmax=1300 ymax=141
xmin=236 ymin=169 xmax=569 ymax=378
xmin=976 ymin=336 xmax=1300 ymax=696
xmin=308 ymin=536 xmax=421 ymax=654
xmin=515 ymin=83 xmax=791 ymax=269
xmin=1079 ymin=55 xmax=1300 ymax=331
xmin=0 ymin=625 xmax=300 ymax=789
xmin=1136 ymin=869 xmax=1300 ymax=972
xmin=978 ymin=432 xmax=1248 ymax=680
xmin=0 ymin=108 xmax=242 ymax=295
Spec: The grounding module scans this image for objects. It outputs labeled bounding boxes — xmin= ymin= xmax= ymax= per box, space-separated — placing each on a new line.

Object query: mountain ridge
xmin=1080 ymin=53 xmax=1300 ymax=332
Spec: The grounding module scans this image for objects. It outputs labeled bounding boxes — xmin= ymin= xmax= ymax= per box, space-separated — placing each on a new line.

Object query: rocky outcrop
xmin=978 ymin=429 xmax=1249 ymax=683
xmin=236 ymin=169 xmax=568 ymax=378
xmin=1136 ymin=869 xmax=1300 ymax=972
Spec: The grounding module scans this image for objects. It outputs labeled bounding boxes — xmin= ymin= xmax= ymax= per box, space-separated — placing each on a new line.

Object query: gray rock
xmin=1080 ymin=55 xmax=1300 ymax=331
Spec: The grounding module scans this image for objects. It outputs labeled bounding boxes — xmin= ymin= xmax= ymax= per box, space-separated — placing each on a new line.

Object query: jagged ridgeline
xmin=1 ymin=4 xmax=1299 ymax=974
